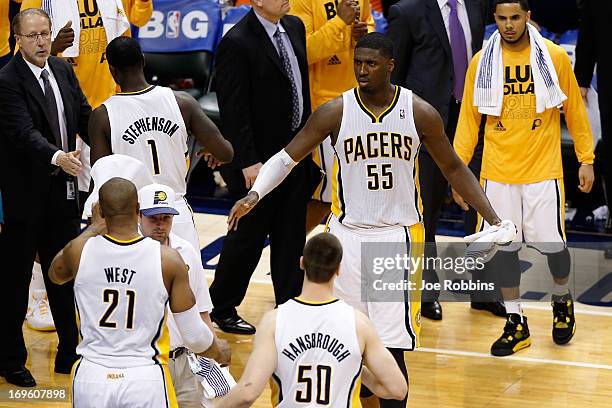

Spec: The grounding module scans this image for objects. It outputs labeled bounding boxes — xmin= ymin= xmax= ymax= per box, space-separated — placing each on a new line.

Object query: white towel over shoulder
xmin=474 ymin=23 xmax=566 ymax=116
xmin=42 ymin=0 xmax=130 ymax=58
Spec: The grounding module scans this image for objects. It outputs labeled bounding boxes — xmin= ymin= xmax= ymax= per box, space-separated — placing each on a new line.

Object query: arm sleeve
xmin=453 ymin=55 xmax=482 ymax=165
xmin=173 ymin=305 xmax=214 ymax=354
xmin=250 ymin=149 xmax=298 ymax=200
xmin=0 ymin=190 xmax=4 ymax=224
xmin=573 ymin=0 xmax=596 ymax=88
xmin=291 ymin=0 xmax=350 ymax=64
xmin=125 ymin=0 xmax=154 ymax=27
xmin=556 ymin=49 xmax=595 ymax=164
xmin=215 ymin=37 xmax=260 ymax=169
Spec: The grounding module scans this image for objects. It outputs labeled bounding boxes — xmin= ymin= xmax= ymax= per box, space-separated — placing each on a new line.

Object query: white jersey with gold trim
xmin=74 ymin=235 xmax=171 ymax=368
xmin=103 ymin=85 xmax=189 ymax=196
xmin=273 ymin=298 xmax=362 ymax=407
xmin=331 ymin=86 xmax=422 ymax=229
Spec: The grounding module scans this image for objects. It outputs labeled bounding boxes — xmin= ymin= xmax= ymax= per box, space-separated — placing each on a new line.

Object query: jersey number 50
xmin=295 ymin=365 xmax=332 ymax=404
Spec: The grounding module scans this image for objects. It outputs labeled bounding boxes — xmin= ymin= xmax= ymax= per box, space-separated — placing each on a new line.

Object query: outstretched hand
xmin=227 ymin=191 xmax=260 ymax=231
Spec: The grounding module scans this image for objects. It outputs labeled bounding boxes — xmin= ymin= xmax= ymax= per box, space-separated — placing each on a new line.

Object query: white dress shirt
xmin=253 ymin=10 xmax=304 ymax=124
xmin=24 ymin=58 xmax=68 ymax=165
xmin=438 ymin=0 xmax=473 ymax=62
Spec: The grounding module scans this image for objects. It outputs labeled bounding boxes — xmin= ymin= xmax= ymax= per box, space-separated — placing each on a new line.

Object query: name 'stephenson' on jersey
xmin=103 ymin=86 xmax=189 ymax=196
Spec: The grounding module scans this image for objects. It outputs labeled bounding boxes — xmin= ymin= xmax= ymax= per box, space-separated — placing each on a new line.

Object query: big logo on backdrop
xmin=138 ymin=0 xmax=222 ymax=52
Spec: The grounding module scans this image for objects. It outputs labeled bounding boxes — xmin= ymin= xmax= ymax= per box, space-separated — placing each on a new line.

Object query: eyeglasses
xmin=18 ymin=31 xmax=51 ymax=42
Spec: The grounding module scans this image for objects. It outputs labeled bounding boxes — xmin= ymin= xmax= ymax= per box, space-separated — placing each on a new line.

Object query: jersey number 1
xmin=295 ymin=365 xmax=332 ymax=404
xmin=147 ymin=139 xmax=161 ymax=175
xmin=99 ymin=289 xmax=136 ymax=329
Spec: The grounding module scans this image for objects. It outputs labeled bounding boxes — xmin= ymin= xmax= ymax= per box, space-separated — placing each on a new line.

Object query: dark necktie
xmin=274 ymin=28 xmax=301 ymax=131
xmin=41 ymin=69 xmax=63 ymax=150
xmin=448 ymin=0 xmax=468 ymax=101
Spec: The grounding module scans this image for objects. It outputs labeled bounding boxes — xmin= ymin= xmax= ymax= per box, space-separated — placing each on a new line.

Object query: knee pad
xmin=491 ymin=250 xmax=521 ymax=288
xmin=546 ymin=248 xmax=571 ymax=279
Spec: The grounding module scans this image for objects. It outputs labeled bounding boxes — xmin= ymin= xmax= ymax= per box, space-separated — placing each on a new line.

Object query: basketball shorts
xmin=476 ymin=178 xmax=566 ymax=254
xmin=312 ymin=136 xmax=335 ymax=203
xmin=71 ymin=359 xmax=178 ymax=408
xmin=171 ymin=197 xmax=201 ymax=252
xmin=326 ymin=215 xmax=424 ymax=350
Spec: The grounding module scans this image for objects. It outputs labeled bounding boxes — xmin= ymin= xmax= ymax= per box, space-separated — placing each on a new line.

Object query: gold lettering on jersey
xmin=79 ymin=0 xmax=107 ymax=56
xmin=343 ymin=133 xmax=413 ymax=164
xmin=107 ymin=373 xmax=124 ymax=379
xmin=104 ymin=267 xmax=137 ymax=285
xmin=281 ymin=332 xmax=351 ymax=363
xmin=122 ymin=117 xmax=180 ymax=145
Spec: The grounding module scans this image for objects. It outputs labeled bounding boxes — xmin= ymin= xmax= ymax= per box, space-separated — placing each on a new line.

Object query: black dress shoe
xmin=211 ymin=314 xmax=256 ymax=335
xmin=54 ymin=355 xmax=79 ymax=374
xmin=421 ymin=300 xmax=443 ymax=320
xmin=0 ymin=366 xmax=36 ymax=387
xmin=471 ymin=301 xmax=507 ymax=318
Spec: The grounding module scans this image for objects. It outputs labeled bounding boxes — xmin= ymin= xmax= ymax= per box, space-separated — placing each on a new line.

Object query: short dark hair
xmin=106 ymin=36 xmax=144 ymax=70
xmin=493 ymin=0 xmax=530 ymax=12
xmin=355 ymin=32 xmax=394 ymax=59
xmin=12 ymin=8 xmax=52 ymax=35
xmin=302 ymin=233 xmax=343 ymax=283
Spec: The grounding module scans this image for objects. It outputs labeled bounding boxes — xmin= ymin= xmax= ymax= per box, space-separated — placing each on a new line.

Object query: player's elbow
xmin=380 ymin=377 xmax=408 ymax=400
xmin=219 ymin=140 xmax=234 ymax=163
xmin=390 ymin=379 xmax=408 ymax=400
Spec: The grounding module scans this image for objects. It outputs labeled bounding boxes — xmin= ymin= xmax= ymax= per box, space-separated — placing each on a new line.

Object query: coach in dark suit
xmin=0 ymin=9 xmax=90 ymax=386
xmin=575 ymin=0 xmax=612 ymax=234
xmin=388 ymin=0 xmax=496 ymax=320
xmin=210 ymin=1 xmax=313 ymax=334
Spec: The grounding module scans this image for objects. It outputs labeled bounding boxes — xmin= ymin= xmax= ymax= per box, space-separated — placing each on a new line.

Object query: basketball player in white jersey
xmin=219 ymin=233 xmax=407 ymax=408
xmin=228 ymin=33 xmax=515 ymax=407
xmin=49 ymin=178 xmax=230 ymax=408
xmin=138 ymin=182 xmax=227 ymax=408
xmin=89 ymin=36 xmax=234 ymax=252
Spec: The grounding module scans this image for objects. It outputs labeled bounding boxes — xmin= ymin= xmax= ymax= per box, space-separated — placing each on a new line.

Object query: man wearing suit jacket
xmin=575 ymin=0 xmax=612 ymax=235
xmin=387 ymin=0 xmax=493 ymax=320
xmin=210 ymin=0 xmax=313 ymax=334
xmin=0 ymin=9 xmax=91 ymax=387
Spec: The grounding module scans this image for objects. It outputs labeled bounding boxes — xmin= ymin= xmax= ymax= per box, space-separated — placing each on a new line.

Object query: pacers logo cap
xmin=138 ymin=183 xmax=179 ymax=216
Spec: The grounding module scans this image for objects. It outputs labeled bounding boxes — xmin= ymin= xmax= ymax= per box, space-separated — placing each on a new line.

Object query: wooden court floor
xmin=1 ymin=214 xmax=611 ymax=407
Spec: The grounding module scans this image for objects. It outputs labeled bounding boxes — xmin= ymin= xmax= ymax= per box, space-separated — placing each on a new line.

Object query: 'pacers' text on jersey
xmin=331 ymin=86 xmax=422 ymax=228
xmin=103 ymin=85 xmax=189 ymax=196
xmin=273 ymin=299 xmax=362 ymax=407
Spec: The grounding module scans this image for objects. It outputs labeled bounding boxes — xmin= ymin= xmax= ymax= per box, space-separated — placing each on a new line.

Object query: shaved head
xmin=99 ymin=178 xmax=139 ymax=218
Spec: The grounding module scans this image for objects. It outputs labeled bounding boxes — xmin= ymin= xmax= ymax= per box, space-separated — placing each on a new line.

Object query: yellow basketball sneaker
xmin=551 ymin=292 xmax=576 ymax=345
xmin=491 ymin=314 xmax=531 ymax=356
xmin=26 ymin=290 xmax=56 ymax=332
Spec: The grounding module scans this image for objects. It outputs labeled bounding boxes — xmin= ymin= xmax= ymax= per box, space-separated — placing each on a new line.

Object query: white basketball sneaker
xmin=26 ymin=290 xmax=56 ymax=332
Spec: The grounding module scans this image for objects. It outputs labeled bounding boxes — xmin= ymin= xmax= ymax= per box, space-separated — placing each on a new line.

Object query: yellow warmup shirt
xmin=20 ymin=0 xmax=152 ymax=108
xmin=1 ymin=0 xmax=19 ymax=58
xmin=454 ymin=39 xmax=595 ymax=184
xmin=290 ymin=0 xmax=374 ymax=109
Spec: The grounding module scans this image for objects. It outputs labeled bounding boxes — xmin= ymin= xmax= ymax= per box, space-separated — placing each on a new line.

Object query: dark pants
xmin=0 ymin=176 xmax=80 ymax=371
xmin=210 ymin=166 xmax=309 ymax=319
xmin=597 ymin=87 xmax=612 ymax=217
xmin=419 ymin=99 xmax=462 ymax=302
